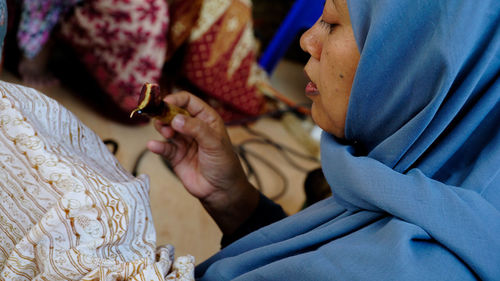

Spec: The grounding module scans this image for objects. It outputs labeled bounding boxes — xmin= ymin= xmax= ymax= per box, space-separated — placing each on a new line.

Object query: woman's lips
xmin=305 ymin=81 xmax=319 ymax=97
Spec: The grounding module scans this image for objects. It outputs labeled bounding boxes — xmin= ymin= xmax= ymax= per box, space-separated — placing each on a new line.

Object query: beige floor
xmin=0 ymin=59 xmax=318 ymax=263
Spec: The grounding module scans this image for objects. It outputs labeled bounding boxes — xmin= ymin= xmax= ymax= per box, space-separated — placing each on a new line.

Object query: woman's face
xmin=300 ymin=0 xmax=360 ymax=138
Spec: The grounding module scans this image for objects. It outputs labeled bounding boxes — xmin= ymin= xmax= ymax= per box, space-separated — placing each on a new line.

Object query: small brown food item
xmin=130 ymin=83 xmax=190 ymax=124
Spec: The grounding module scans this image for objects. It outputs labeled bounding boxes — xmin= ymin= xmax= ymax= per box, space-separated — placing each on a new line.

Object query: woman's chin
xmin=310 ymin=108 xmax=345 ymax=139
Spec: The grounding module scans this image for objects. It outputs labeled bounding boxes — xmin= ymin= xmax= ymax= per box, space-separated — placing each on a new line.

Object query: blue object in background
xmin=258 ymin=0 xmax=323 ymax=74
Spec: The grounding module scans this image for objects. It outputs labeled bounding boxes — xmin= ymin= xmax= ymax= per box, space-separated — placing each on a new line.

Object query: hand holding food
xmin=130 ymin=82 xmax=191 ymax=124
xmin=145 ymin=90 xmax=260 ymax=235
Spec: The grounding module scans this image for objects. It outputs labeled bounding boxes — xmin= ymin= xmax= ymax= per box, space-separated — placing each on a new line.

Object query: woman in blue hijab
xmin=148 ymin=0 xmax=500 ymax=279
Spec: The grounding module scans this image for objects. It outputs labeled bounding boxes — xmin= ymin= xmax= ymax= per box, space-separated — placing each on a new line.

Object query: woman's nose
xmin=300 ymin=23 xmax=322 ymax=59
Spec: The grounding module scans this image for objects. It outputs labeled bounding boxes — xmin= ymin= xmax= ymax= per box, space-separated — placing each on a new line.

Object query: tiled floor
xmin=0 ymin=59 xmax=319 ymax=263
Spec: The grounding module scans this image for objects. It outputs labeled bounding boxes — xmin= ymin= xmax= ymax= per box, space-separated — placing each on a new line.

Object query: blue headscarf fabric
xmin=0 ymin=0 xmax=6 ymax=62
xmin=196 ymin=0 xmax=500 ymax=280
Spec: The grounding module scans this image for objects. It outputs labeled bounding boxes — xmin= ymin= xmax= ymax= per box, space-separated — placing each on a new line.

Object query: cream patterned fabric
xmin=0 ymin=81 xmax=194 ymax=280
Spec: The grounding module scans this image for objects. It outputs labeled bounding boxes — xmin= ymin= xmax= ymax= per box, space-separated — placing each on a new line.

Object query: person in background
xmin=147 ymin=0 xmax=500 ymax=279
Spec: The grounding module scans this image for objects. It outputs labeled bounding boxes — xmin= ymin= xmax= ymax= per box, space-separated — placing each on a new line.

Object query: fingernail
xmin=172 ymin=115 xmax=185 ymax=129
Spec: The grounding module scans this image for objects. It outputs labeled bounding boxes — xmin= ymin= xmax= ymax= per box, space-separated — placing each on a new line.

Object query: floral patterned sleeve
xmin=17 ymin=0 xmax=82 ymax=58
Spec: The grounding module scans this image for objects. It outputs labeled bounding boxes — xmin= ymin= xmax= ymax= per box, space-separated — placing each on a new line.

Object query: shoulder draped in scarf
xmin=196 ymin=0 xmax=500 ymax=280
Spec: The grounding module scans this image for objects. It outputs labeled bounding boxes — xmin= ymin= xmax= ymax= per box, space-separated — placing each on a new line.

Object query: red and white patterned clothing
xmin=60 ymin=0 xmax=169 ymax=115
xmin=172 ymin=0 xmax=268 ymax=122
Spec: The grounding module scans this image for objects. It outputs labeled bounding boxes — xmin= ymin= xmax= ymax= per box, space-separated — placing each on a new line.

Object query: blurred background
xmin=0 ymin=0 xmax=328 ymax=262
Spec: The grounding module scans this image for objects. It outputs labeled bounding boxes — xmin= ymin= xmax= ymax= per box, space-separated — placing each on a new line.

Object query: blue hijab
xmin=197 ymin=0 xmax=500 ymax=280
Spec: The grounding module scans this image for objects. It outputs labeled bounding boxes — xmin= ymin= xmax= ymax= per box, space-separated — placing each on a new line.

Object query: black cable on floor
xmin=235 ymin=144 xmax=288 ymax=200
xmin=131 ymin=148 xmax=149 ymax=177
xmin=103 ymin=139 xmax=119 ymax=155
xmin=232 ymin=126 xmax=320 ymax=200
xmin=126 ymin=112 xmax=319 ymax=201
xmin=241 ymin=126 xmax=319 ymax=174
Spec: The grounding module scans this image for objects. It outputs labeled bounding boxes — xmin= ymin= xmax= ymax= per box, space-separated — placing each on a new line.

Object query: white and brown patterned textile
xmin=0 ymin=81 xmax=194 ymax=280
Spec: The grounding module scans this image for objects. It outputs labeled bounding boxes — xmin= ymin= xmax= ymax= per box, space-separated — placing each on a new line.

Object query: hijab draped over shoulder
xmin=196 ymin=0 xmax=500 ymax=280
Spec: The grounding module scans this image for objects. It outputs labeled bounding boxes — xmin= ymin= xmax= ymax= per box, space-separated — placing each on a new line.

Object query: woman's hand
xmin=147 ymin=91 xmax=260 ymax=235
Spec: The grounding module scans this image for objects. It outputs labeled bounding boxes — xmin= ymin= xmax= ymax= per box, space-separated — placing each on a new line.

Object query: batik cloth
xmin=170 ymin=0 xmax=268 ymax=122
xmin=17 ymin=0 xmax=81 ymax=59
xmin=0 ymin=81 xmax=194 ymax=280
xmin=196 ymin=0 xmax=500 ymax=280
xmin=60 ymin=0 xmax=169 ymax=115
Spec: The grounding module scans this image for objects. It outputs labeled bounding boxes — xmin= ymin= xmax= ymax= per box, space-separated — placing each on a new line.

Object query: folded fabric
xmin=171 ymin=0 xmax=268 ymax=122
xmin=60 ymin=0 xmax=169 ymax=117
xmin=0 ymin=81 xmax=194 ymax=280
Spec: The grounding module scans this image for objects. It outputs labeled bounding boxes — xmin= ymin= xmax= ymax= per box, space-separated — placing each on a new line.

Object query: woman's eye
xmin=320 ymin=19 xmax=337 ymax=33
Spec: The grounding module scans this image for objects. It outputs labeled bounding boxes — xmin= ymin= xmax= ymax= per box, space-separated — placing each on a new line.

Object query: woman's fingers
xmin=170 ymin=114 xmax=222 ymax=151
xmin=164 ymin=91 xmax=219 ymax=124
xmin=147 ymin=140 xmax=176 ymax=160
xmin=153 ymin=119 xmax=175 ymax=138
xmin=147 ymin=136 xmax=191 ymax=166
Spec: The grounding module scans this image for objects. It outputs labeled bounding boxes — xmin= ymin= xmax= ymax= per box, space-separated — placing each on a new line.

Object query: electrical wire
xmin=126 ymin=107 xmax=319 ymax=201
xmin=238 ymin=138 xmax=312 ymax=173
xmin=234 ymin=144 xmax=288 ymax=200
xmin=243 ymin=126 xmax=318 ymax=160
xmin=131 ymin=148 xmax=150 ymax=177
xmin=103 ymin=139 xmax=119 ymax=155
xmin=231 ymin=125 xmax=320 ymax=200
